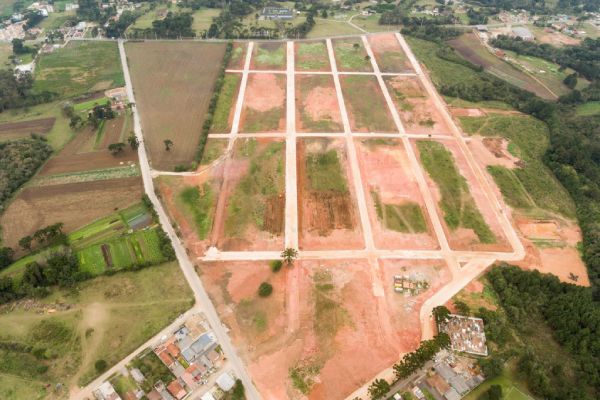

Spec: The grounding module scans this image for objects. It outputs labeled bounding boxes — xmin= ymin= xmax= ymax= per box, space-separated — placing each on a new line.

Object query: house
xmin=94 ymin=381 xmax=122 ymax=400
xmin=260 ymin=7 xmax=294 ymax=20
xmin=130 ymin=368 xmax=145 ymax=384
xmin=512 ymin=26 xmax=534 ymax=41
xmin=156 ymin=349 xmax=175 ymax=367
xmin=167 ymin=380 xmax=187 ymax=400
xmin=216 ymin=372 xmax=236 ymax=392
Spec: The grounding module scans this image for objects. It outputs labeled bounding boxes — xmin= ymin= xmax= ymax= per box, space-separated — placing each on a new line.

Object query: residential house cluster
xmin=439 ymin=314 xmax=488 ymax=356
xmin=152 ymin=314 xmax=224 ymax=399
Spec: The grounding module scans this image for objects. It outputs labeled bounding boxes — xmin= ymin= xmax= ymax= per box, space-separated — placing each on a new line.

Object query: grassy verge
xmin=417 ymin=140 xmax=495 ymax=243
xmin=210 ymin=73 xmax=241 ymax=133
xmin=372 ymin=192 xmax=427 ymax=233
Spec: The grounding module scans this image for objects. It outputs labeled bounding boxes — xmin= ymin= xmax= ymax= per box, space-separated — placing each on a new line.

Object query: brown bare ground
xmin=386 ymin=76 xmax=451 ymax=135
xmin=198 ymin=258 xmax=450 ymax=400
xmin=368 ymin=33 xmax=412 ymax=73
xmin=125 ymin=41 xmax=226 ymax=170
xmin=297 ymin=139 xmax=364 ymax=250
xmin=467 ymin=136 xmax=521 ymax=169
xmin=0 ymin=177 xmax=143 ymax=250
xmin=38 ymin=114 xmax=137 ymax=176
xmin=296 ymin=74 xmax=343 ymax=133
xmin=355 ymin=138 xmax=439 ymax=249
xmin=239 ymin=73 xmax=286 ymax=133
xmin=536 ymin=28 xmax=581 ymax=46
xmin=0 ymin=117 xmax=55 ymax=139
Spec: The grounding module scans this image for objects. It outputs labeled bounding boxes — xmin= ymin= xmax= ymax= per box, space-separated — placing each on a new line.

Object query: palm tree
xmin=127 ymin=134 xmax=139 ymax=150
xmin=281 ymin=247 xmax=298 ymax=266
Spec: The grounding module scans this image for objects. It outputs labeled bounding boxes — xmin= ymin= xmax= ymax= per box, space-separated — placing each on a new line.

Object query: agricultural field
xmin=576 ymin=101 xmax=600 ymax=116
xmin=216 ymin=138 xmax=285 ymax=250
xmin=0 ymin=117 xmax=55 ymax=141
xmin=385 ymin=76 xmax=451 ymax=135
xmin=355 ymin=139 xmax=438 ymax=249
xmin=447 ymin=33 xmax=557 ymax=100
xmin=295 ymin=40 xmax=330 ymax=71
xmin=125 ymin=41 xmax=226 ymax=170
xmin=34 ymin=41 xmax=124 ymax=99
xmin=296 ymin=74 xmax=343 ymax=132
xmin=239 ymin=73 xmax=286 ymax=132
xmin=0 ymin=262 xmax=193 ymax=395
xmin=0 ymin=177 xmax=143 ymax=250
xmin=298 ymin=138 xmax=363 ymax=250
xmin=367 ymin=33 xmax=412 ymax=73
xmin=332 ymin=38 xmax=373 ymax=72
xmin=340 ymin=75 xmax=396 ymax=132
xmin=251 ymin=42 xmax=286 ymax=70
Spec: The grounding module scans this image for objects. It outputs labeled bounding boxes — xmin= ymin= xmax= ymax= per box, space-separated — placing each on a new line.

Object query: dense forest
xmin=0 ymin=137 xmax=53 ymax=212
xmin=482 ymin=265 xmax=600 ymax=400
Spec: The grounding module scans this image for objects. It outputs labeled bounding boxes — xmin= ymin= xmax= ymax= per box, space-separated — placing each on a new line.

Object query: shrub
xmin=95 ymin=359 xmax=108 ymax=373
xmin=270 ymin=260 xmax=283 ymax=273
xmin=258 ymin=282 xmax=273 ymax=297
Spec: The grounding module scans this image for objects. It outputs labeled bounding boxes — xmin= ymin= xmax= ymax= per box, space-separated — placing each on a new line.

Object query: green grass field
xmin=372 ymin=192 xmax=427 ymax=233
xmin=253 ymin=43 xmax=286 ymax=69
xmin=417 ymin=140 xmax=495 ymax=243
xmin=34 ymin=41 xmax=124 ymax=99
xmin=340 ymin=75 xmax=396 ymax=132
xmin=73 ymin=97 xmax=110 ymax=112
xmin=459 ymin=114 xmax=575 ymax=218
xmin=200 ymin=139 xmax=227 ymax=165
xmin=192 ymin=8 xmax=220 ymax=34
xmin=306 ymin=18 xmax=363 ymax=39
xmin=306 ymin=148 xmax=347 ymax=192
xmin=225 ymin=140 xmax=285 ymax=237
xmin=575 ymin=101 xmax=600 ymax=116
xmin=332 ymin=39 xmax=372 ymax=72
xmin=210 ymin=73 xmax=240 ymax=133
xmin=296 ymin=41 xmax=330 ymax=70
xmin=0 ymin=262 xmax=193 ymax=393
xmin=179 ymin=184 xmax=215 ymax=240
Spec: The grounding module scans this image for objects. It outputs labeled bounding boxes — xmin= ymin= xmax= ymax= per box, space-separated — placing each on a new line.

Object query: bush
xmin=258 ymin=282 xmax=273 ymax=297
xmin=270 ymin=260 xmax=283 ymax=273
xmin=95 ymin=359 xmax=108 ymax=373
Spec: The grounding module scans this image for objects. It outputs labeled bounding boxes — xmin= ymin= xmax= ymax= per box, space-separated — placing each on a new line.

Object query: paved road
xmin=285 ymin=40 xmax=299 ymax=249
xmin=77 ymin=40 xmax=261 ymax=400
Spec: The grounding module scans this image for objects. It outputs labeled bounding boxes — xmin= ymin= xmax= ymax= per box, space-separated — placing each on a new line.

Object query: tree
xmin=95 ymin=359 xmax=108 ymax=373
xmin=454 ymin=300 xmax=470 ymax=315
xmin=0 ymin=247 xmax=14 ymax=269
xmin=353 ymin=42 xmax=360 ymax=51
xmin=368 ymin=379 xmax=390 ymax=400
xmin=231 ymin=379 xmax=245 ymax=399
xmin=18 ymin=236 xmax=33 ymax=251
xmin=479 ymin=384 xmax=502 ymax=400
xmin=11 ymin=38 xmax=28 ymax=55
xmin=127 ymin=134 xmax=139 ymax=150
xmin=281 ymin=247 xmax=298 ymax=266
xmin=563 ymin=73 xmax=577 ymax=89
xmin=108 ymin=142 xmax=126 ymax=155
xmin=321 ymin=9 xmax=328 ymax=18
xmin=258 ymin=282 xmax=273 ymax=297
xmin=479 ymin=355 xmax=504 ymax=379
xmin=164 ymin=139 xmax=173 ymax=151
xmin=433 ymin=305 xmax=450 ymax=326
xmin=270 ymin=259 xmax=283 ymax=272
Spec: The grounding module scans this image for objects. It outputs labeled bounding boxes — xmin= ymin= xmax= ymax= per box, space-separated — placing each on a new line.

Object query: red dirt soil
xmin=354 ymin=138 xmax=439 ymax=250
xmin=239 ymin=73 xmax=286 ymax=133
xmin=198 ymin=258 xmax=451 ymax=400
xmin=412 ymin=138 xmax=511 ymax=251
xmin=296 ymin=74 xmax=343 ymax=133
xmin=368 ymin=33 xmax=413 ymax=73
xmin=467 ymin=136 xmax=521 ymax=169
xmin=385 ymin=76 xmax=451 ymax=135
xmin=297 ymin=139 xmax=364 ymax=250
xmin=514 ymin=217 xmax=590 ymax=286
